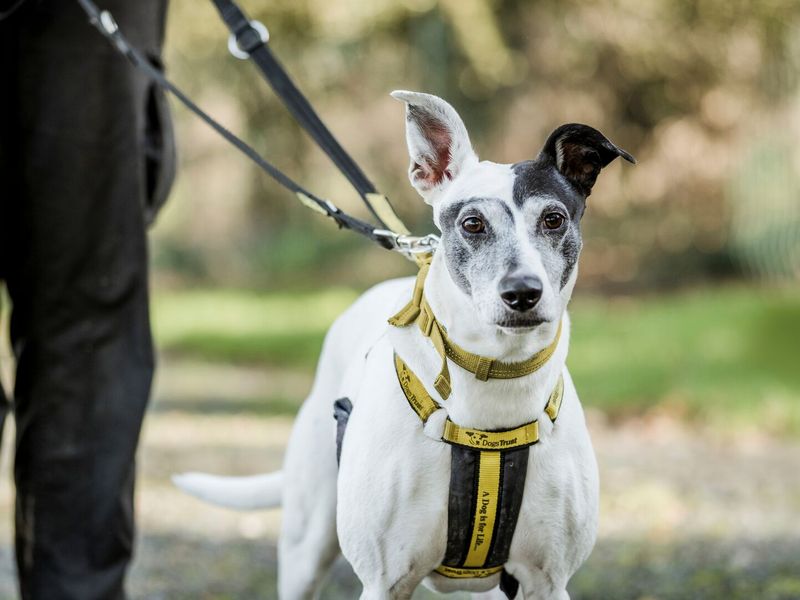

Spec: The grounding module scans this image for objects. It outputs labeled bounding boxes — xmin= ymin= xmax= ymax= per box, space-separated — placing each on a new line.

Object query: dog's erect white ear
xmin=540 ymin=124 xmax=636 ymax=197
xmin=391 ymin=90 xmax=478 ymax=204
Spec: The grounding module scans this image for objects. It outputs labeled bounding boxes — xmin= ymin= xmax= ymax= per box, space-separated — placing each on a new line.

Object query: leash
xmin=73 ymin=0 xmax=438 ymax=260
xmin=209 ymin=0 xmax=410 ymax=236
xmin=0 ymin=0 xmax=26 ymax=20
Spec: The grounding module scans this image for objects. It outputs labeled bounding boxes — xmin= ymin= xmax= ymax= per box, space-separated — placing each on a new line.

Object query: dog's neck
xmin=403 ymin=252 xmax=570 ymax=430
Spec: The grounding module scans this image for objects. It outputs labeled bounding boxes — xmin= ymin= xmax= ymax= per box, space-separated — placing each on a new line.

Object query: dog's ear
xmin=391 ymin=90 xmax=478 ymax=205
xmin=540 ymin=124 xmax=636 ymax=197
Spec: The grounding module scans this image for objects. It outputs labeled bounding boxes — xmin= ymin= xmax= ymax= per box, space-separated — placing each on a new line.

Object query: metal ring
xmin=99 ymin=10 xmax=119 ymax=35
xmin=228 ymin=20 xmax=269 ymax=60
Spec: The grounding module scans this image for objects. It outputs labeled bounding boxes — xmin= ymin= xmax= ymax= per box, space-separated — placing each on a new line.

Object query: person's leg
xmin=0 ymin=4 xmax=15 ymax=449
xmin=1 ymin=1 xmax=172 ymax=598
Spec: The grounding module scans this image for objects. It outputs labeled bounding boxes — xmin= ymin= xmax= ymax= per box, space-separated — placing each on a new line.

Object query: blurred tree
xmin=152 ymin=0 xmax=800 ymax=290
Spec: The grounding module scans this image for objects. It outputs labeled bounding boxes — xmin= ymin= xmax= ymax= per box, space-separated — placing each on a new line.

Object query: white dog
xmin=175 ymin=90 xmax=635 ymax=600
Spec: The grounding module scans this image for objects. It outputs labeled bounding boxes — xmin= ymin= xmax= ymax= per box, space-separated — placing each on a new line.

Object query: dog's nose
xmin=499 ymin=275 xmax=543 ymax=312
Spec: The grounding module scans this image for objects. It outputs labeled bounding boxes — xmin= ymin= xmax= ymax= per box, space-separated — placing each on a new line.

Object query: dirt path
xmin=0 ymin=360 xmax=797 ymax=599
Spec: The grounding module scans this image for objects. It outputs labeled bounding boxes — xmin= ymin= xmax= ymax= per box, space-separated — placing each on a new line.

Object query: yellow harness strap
xmin=389 ymin=258 xmax=562 ymax=399
xmin=394 ymin=353 xmax=564 ymax=449
xmin=394 ymin=353 xmax=564 ymax=580
xmin=390 ymin=252 xmax=565 ymax=582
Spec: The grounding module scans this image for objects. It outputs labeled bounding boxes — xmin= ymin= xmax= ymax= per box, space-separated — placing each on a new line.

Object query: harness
xmin=391 ymin=256 xmax=564 ymax=591
xmin=335 ymin=255 xmax=564 ymax=598
xmin=388 ymin=257 xmax=563 ymax=400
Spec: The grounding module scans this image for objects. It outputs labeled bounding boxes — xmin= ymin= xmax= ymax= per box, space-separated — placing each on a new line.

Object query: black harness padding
xmin=442 ymin=446 xmax=479 ymax=566
xmin=486 ymin=447 xmax=529 ymax=566
xmin=441 ymin=446 xmax=526 ymax=598
xmin=333 ymin=397 xmax=353 ymax=466
xmin=332 ymin=400 xmax=524 ymax=598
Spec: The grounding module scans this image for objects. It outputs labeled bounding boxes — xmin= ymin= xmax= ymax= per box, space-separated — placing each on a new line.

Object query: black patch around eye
xmin=440 ymin=200 xmax=470 ymax=228
xmin=543 ymin=212 xmax=566 ymax=230
xmin=512 ymin=160 xmax=586 ymax=220
xmin=440 ymin=197 xmax=513 ymax=229
xmin=559 ymin=228 xmax=582 ymax=288
xmin=444 ymin=234 xmax=473 ymax=295
xmin=459 ymin=216 xmax=494 ymax=250
xmin=461 ymin=216 xmax=486 ymax=234
xmin=440 ymin=200 xmax=501 ymax=251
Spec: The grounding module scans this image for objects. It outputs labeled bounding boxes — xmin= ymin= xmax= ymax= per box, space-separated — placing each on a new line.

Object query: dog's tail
xmin=172 ymin=471 xmax=284 ymax=510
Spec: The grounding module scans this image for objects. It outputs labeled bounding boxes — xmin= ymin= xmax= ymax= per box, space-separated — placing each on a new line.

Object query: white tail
xmin=172 ymin=471 xmax=284 ymax=510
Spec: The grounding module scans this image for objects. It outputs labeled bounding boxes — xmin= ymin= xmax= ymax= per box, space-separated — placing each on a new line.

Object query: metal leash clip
xmin=373 ymin=230 xmax=440 ymax=260
xmin=77 ymin=0 xmax=134 ymax=61
xmin=228 ymin=20 xmax=269 ymax=60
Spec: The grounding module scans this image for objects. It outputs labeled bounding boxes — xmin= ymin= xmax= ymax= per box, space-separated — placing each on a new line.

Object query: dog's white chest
xmin=335 ymin=338 xmax=598 ymax=596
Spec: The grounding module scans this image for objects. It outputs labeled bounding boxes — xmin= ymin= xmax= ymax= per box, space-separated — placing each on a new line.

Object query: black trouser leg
xmin=0 ymin=1 xmax=172 ymax=598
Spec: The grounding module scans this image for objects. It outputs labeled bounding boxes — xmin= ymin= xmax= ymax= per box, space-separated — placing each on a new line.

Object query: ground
xmin=0 ymin=286 xmax=797 ymax=599
xmin=0 ymin=358 xmax=795 ymax=599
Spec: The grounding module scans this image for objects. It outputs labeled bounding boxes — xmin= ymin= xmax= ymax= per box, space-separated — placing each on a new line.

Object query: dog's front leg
xmin=336 ymin=341 xmax=451 ymax=600
xmin=512 ymin=568 xmax=570 ymax=600
xmin=357 ymin=569 xmax=429 ymax=600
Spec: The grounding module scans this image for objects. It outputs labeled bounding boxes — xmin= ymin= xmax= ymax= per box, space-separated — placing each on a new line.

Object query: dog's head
xmin=393 ymin=90 xmax=635 ymax=333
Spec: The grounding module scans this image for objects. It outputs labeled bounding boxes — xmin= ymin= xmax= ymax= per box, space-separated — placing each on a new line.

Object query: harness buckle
xmin=228 ymin=20 xmax=269 ymax=60
xmin=94 ymin=9 xmax=135 ymax=61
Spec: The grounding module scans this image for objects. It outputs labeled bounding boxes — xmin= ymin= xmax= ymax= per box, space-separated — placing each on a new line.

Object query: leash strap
xmin=73 ymin=0 xmax=407 ymax=251
xmin=393 ymin=353 xmax=564 ymax=585
xmin=0 ymin=0 xmax=27 ymax=20
xmin=389 ymin=257 xmax=563 ymax=399
xmin=209 ymin=0 xmax=409 ymax=235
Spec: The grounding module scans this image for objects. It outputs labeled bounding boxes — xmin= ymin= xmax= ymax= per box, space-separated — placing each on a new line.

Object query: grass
xmin=130 ymin=536 xmax=800 ymax=600
xmin=568 ymin=286 xmax=800 ymax=434
xmin=152 ymin=283 xmax=800 ymax=436
xmin=153 ymin=287 xmax=358 ymax=366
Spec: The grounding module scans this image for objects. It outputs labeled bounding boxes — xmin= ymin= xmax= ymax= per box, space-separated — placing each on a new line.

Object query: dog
xmin=174 ymin=90 xmax=635 ymax=600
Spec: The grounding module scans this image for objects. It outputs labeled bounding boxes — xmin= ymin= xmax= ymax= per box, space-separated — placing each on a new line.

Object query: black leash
xmin=0 ymin=0 xmax=28 ymax=20
xmin=73 ymin=0 xmax=430 ymax=254
xmin=209 ymin=0 xmax=406 ymax=231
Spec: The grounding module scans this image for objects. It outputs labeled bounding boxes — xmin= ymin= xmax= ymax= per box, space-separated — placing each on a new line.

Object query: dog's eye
xmin=461 ymin=216 xmax=486 ymax=234
xmin=543 ymin=213 xmax=565 ymax=230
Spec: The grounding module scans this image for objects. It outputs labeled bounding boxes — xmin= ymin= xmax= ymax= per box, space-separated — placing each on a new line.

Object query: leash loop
xmin=98 ymin=10 xmax=118 ymax=35
xmin=228 ymin=20 xmax=269 ymax=60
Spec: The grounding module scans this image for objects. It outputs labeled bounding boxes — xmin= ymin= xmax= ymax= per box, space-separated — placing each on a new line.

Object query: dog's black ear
xmin=540 ymin=124 xmax=635 ymax=196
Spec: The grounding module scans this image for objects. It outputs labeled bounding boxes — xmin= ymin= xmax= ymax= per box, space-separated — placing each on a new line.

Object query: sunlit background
xmin=1 ymin=0 xmax=799 ymax=598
